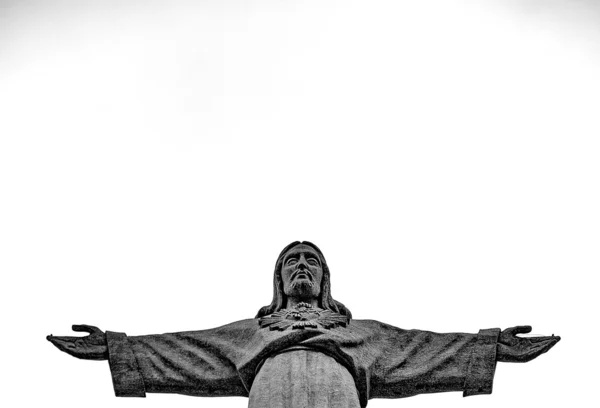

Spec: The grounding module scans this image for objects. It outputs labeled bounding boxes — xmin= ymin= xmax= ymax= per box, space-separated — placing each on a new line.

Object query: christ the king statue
xmin=48 ymin=241 xmax=560 ymax=408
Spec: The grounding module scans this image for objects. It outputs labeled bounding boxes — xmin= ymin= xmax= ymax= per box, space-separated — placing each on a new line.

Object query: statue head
xmin=255 ymin=241 xmax=352 ymax=319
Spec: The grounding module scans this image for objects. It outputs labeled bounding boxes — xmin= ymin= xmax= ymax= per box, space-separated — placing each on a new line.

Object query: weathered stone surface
xmin=249 ymin=349 xmax=361 ymax=408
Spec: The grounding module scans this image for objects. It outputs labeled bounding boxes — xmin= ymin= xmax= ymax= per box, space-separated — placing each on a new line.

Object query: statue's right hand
xmin=47 ymin=324 xmax=108 ymax=360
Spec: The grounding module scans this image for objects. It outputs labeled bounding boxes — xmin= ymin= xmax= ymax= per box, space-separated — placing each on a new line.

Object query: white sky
xmin=1 ymin=1 xmax=598 ymax=407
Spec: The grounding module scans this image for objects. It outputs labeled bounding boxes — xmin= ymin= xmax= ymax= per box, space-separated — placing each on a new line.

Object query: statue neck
xmin=285 ymin=297 xmax=319 ymax=309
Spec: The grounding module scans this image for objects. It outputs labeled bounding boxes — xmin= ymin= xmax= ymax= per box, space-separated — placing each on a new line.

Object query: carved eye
xmin=307 ymin=258 xmax=319 ymax=266
xmin=286 ymin=258 xmax=298 ymax=265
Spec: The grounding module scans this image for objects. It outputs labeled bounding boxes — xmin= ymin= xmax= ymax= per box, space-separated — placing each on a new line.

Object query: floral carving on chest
xmin=259 ymin=303 xmax=349 ymax=331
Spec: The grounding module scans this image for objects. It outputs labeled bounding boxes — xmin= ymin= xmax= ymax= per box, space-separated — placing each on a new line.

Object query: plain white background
xmin=1 ymin=1 xmax=598 ymax=407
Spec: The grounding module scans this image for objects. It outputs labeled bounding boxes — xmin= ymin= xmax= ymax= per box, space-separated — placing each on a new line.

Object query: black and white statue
xmin=48 ymin=241 xmax=560 ymax=408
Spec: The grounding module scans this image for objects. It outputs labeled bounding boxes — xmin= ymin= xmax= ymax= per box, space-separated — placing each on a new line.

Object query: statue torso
xmin=249 ymin=348 xmax=360 ymax=408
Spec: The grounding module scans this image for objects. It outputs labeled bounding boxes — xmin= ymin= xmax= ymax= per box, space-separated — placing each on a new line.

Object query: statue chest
xmin=249 ymin=349 xmax=360 ymax=408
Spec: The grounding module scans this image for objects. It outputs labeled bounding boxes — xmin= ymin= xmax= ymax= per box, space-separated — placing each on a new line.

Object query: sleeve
xmin=105 ymin=320 xmax=257 ymax=398
xmin=368 ymin=326 xmax=500 ymax=399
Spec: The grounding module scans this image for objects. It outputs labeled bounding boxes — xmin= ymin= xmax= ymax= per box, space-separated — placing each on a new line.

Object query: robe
xmin=106 ymin=318 xmax=500 ymax=408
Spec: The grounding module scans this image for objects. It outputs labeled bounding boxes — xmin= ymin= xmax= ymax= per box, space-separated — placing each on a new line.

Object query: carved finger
xmin=507 ymin=325 xmax=532 ymax=336
xmin=527 ymin=335 xmax=560 ymax=344
xmin=72 ymin=324 xmax=101 ymax=334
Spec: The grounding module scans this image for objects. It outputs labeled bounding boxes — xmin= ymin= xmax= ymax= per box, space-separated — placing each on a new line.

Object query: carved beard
xmin=286 ymin=279 xmax=319 ymax=299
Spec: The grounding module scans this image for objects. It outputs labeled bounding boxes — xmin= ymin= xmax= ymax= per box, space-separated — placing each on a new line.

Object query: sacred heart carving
xmin=258 ymin=302 xmax=349 ymax=331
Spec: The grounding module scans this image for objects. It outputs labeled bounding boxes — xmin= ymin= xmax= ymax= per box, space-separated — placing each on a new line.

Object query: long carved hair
xmin=255 ymin=241 xmax=352 ymax=319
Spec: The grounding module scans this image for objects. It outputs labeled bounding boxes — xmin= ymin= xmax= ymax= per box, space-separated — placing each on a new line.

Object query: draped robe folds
xmin=106 ymin=319 xmax=500 ymax=408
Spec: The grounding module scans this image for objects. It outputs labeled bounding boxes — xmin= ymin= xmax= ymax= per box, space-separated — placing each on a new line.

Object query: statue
xmin=47 ymin=241 xmax=560 ymax=408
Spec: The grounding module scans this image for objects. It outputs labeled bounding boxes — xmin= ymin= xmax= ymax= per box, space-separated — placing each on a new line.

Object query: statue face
xmin=281 ymin=244 xmax=323 ymax=301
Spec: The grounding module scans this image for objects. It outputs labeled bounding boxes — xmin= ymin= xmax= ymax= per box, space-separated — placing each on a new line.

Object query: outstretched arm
xmin=367 ymin=326 xmax=501 ymax=399
xmin=365 ymin=322 xmax=560 ymax=400
xmin=47 ymin=321 xmax=258 ymax=398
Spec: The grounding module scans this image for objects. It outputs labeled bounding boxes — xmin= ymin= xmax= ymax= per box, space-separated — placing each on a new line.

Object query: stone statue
xmin=47 ymin=241 xmax=560 ymax=408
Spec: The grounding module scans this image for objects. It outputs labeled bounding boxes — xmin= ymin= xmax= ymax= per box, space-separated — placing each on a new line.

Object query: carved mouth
xmin=292 ymin=270 xmax=312 ymax=281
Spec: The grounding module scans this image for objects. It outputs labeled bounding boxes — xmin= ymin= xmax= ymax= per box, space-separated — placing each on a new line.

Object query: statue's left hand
xmin=47 ymin=324 xmax=108 ymax=360
xmin=497 ymin=325 xmax=560 ymax=363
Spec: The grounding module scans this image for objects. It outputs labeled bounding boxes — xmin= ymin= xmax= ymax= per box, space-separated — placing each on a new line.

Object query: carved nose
xmin=296 ymin=257 xmax=308 ymax=269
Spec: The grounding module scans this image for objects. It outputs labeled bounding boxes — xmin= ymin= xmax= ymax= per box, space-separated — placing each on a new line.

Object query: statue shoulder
xmin=349 ymin=318 xmax=408 ymax=333
xmin=207 ymin=318 xmax=259 ymax=333
xmin=163 ymin=318 xmax=259 ymax=338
